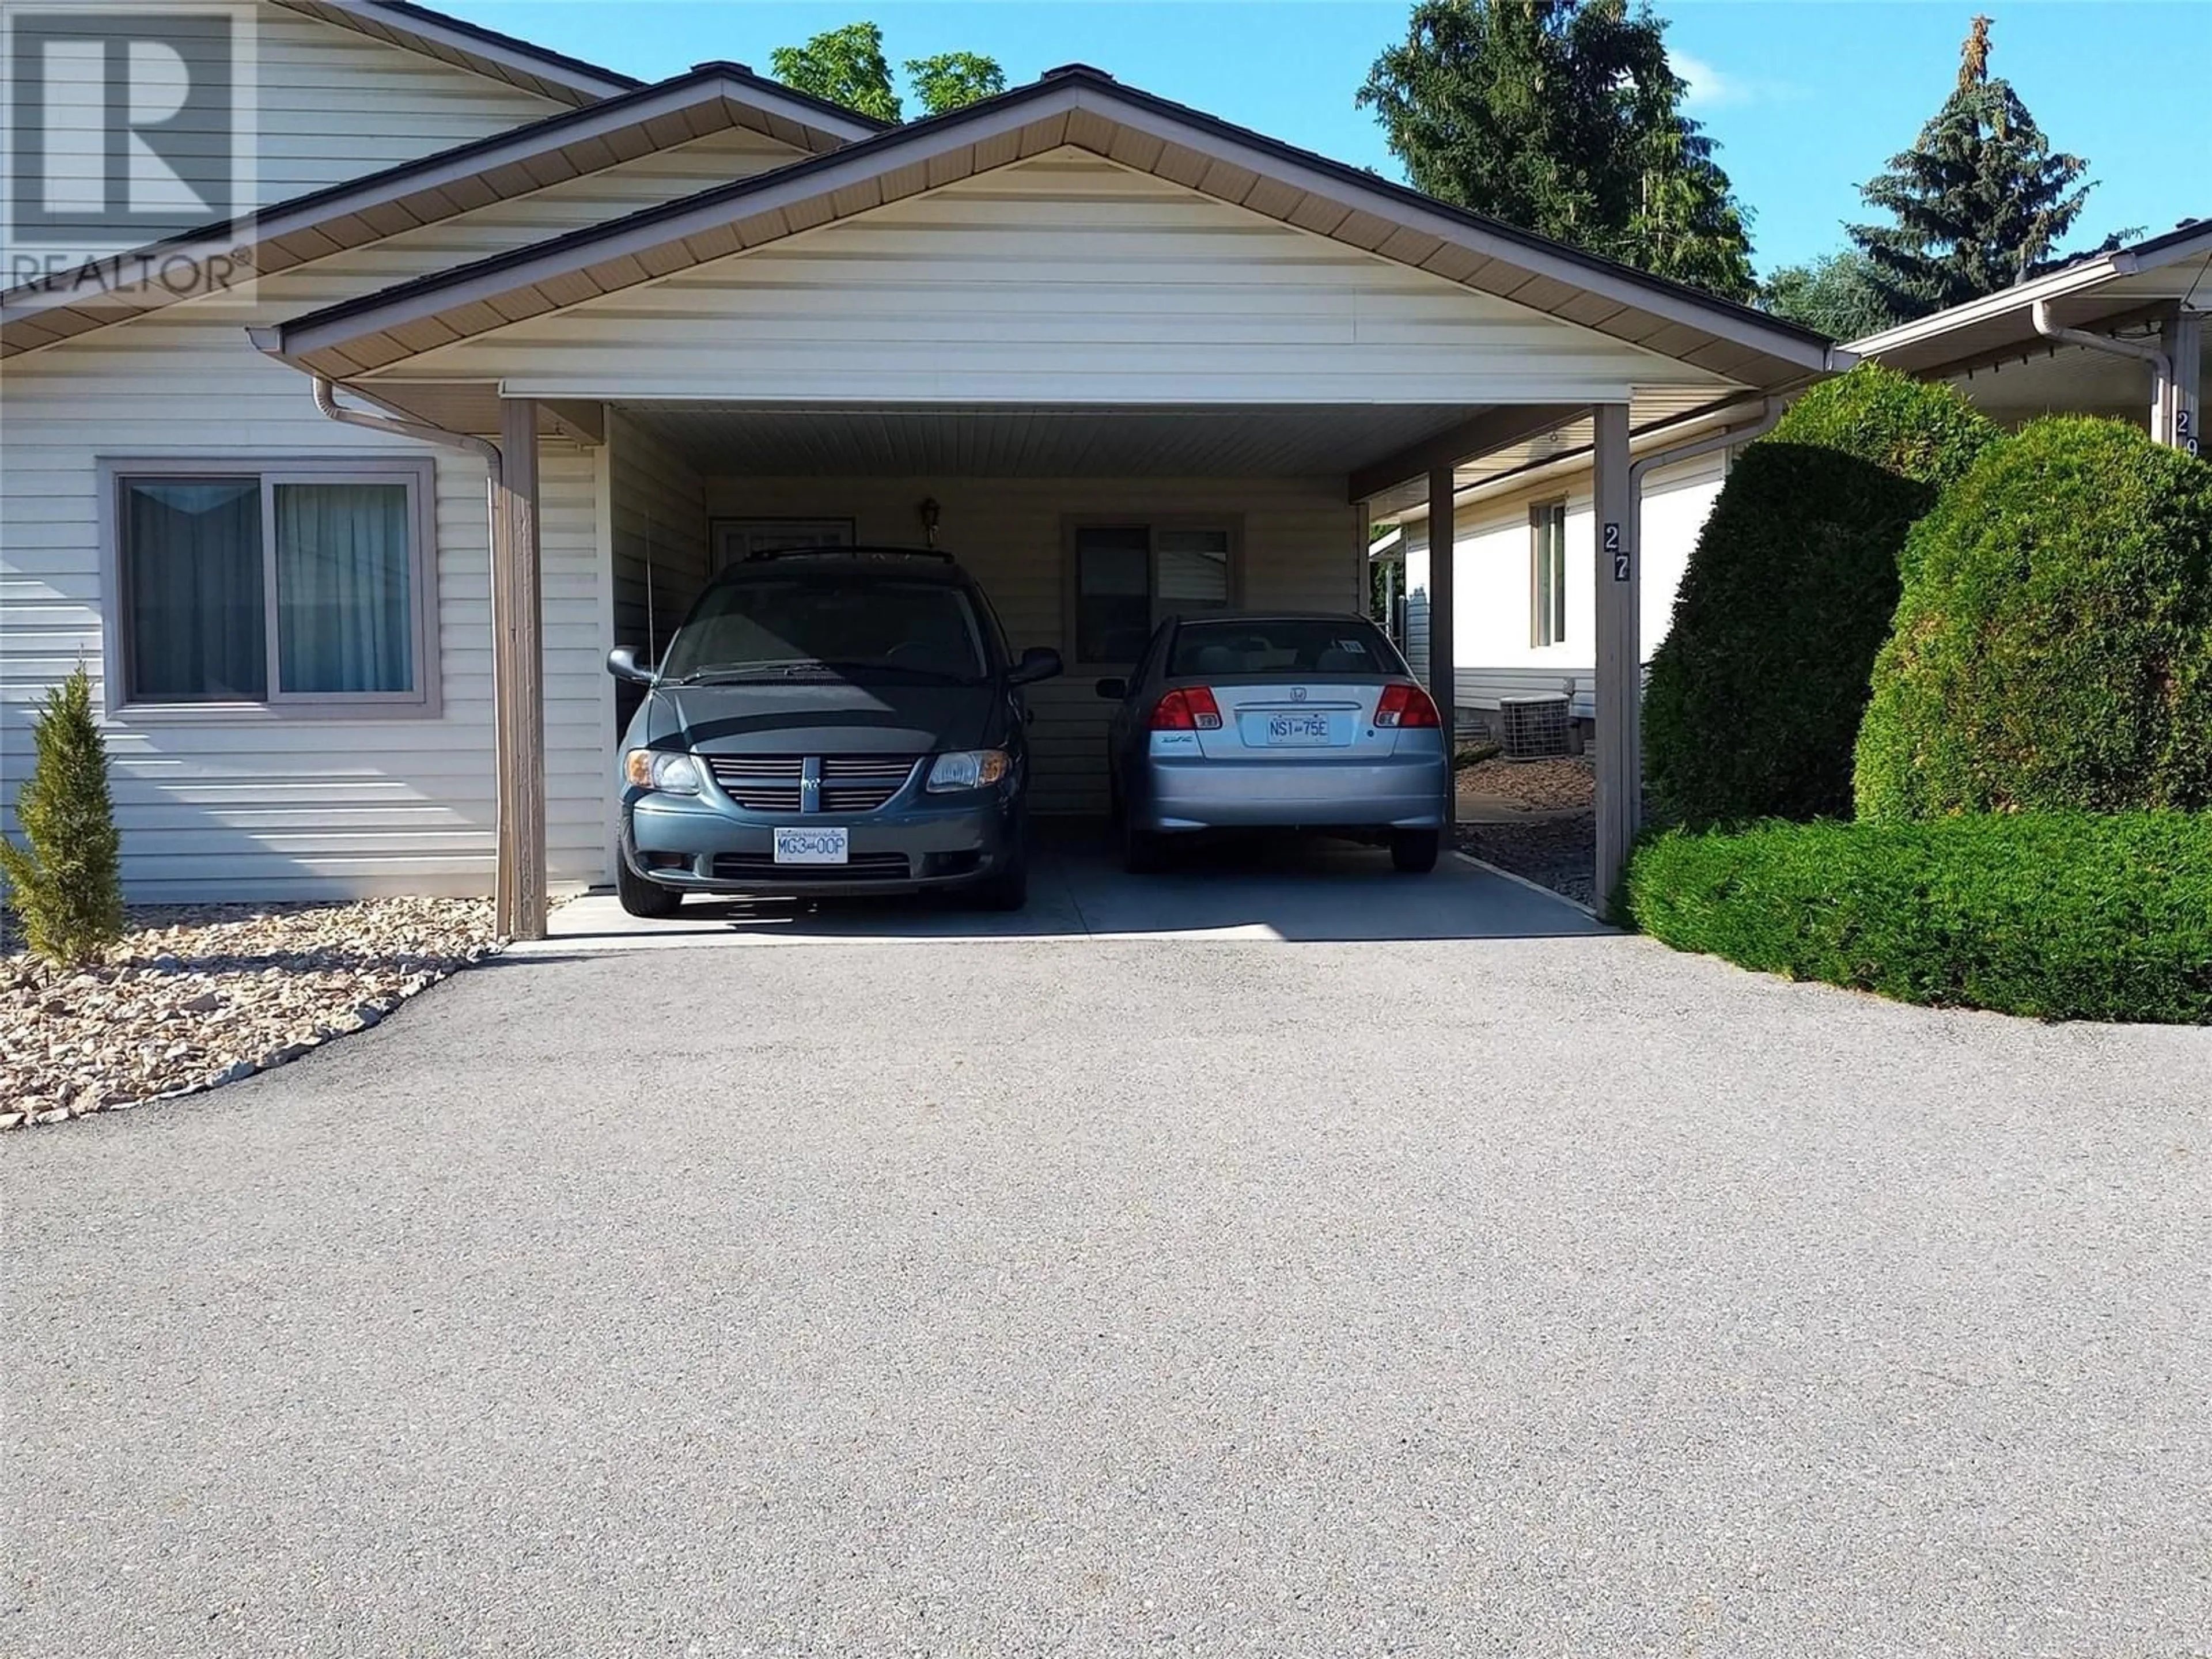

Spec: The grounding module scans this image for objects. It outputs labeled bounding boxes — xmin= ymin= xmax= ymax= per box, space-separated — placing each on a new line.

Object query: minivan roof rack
xmin=741 ymin=544 xmax=955 ymax=563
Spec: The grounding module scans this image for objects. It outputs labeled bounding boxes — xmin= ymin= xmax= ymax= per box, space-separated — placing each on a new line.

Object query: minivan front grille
xmin=703 ymin=754 xmax=804 ymax=812
xmin=701 ymin=753 xmax=922 ymax=815
xmin=817 ymin=754 xmax=921 ymax=813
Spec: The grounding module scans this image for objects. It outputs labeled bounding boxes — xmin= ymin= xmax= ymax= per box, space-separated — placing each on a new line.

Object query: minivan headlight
xmin=926 ymin=749 xmax=1010 ymax=792
xmin=624 ymin=750 xmax=702 ymax=794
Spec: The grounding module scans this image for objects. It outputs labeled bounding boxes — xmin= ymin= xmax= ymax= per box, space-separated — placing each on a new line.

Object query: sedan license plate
xmin=773 ymin=826 xmax=849 ymax=865
xmin=1263 ymin=713 xmax=1335 ymax=746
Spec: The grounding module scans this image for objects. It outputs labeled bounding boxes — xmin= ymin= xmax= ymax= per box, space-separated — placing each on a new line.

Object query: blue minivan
xmin=606 ymin=547 xmax=1061 ymax=916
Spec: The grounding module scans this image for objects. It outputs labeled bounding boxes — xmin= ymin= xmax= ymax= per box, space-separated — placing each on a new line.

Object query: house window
xmin=1531 ymin=500 xmax=1568 ymax=647
xmin=711 ymin=517 xmax=855 ymax=572
xmin=108 ymin=460 xmax=435 ymax=713
xmin=1071 ymin=522 xmax=1233 ymax=664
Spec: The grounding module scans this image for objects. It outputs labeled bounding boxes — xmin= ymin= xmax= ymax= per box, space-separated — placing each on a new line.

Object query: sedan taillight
xmin=1150 ymin=687 xmax=1224 ymax=731
xmin=1374 ymin=684 xmax=1440 ymax=729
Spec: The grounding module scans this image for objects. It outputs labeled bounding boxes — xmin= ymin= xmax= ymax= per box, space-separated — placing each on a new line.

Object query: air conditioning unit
xmin=1498 ymin=694 xmax=1571 ymax=760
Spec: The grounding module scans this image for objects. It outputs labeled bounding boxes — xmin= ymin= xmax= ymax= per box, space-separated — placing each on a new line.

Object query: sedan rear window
xmin=662 ymin=577 xmax=989 ymax=683
xmin=1168 ymin=619 xmax=1398 ymax=678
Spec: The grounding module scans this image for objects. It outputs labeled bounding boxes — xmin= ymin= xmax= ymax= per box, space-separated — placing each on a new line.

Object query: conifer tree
xmin=1847 ymin=16 xmax=2107 ymax=322
xmin=1 ymin=666 xmax=125 ymax=967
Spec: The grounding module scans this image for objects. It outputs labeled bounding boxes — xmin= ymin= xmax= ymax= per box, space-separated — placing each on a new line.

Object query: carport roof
xmin=254 ymin=65 xmax=1850 ymax=393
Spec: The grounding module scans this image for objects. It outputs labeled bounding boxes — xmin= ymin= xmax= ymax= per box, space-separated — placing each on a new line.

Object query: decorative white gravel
xmin=1 ymin=898 xmax=499 ymax=1130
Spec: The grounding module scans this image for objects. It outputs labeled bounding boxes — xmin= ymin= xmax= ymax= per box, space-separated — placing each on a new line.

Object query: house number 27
xmin=1605 ymin=521 xmax=1629 ymax=581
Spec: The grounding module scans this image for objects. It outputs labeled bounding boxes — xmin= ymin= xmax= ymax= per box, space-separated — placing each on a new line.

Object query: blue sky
xmin=436 ymin=2 xmax=2204 ymax=278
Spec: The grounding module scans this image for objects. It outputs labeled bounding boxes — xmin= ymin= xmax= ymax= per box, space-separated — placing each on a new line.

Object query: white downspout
xmin=310 ymin=374 xmax=502 ymax=480
xmin=307 ymin=377 xmax=513 ymax=925
xmin=1628 ymin=396 xmax=1785 ymax=498
xmin=2030 ymin=299 xmax=2175 ymax=443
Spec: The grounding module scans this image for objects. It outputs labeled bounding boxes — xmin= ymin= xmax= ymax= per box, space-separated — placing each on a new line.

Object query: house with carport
xmin=1 ymin=0 xmax=1846 ymax=938
xmin=1390 ymin=219 xmax=2207 ymax=737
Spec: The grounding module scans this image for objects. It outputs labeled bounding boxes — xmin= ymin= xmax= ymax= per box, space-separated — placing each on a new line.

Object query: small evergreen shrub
xmin=1 ymin=666 xmax=124 ymax=967
xmin=1855 ymin=416 xmax=2212 ymax=820
xmin=1643 ymin=364 xmax=2002 ymax=827
xmin=1622 ymin=813 xmax=2212 ymax=1025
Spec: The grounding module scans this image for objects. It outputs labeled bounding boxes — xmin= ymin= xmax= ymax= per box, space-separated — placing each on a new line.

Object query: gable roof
xmin=1850 ymin=218 xmax=2211 ymax=374
xmin=259 ymin=65 xmax=1847 ymax=390
xmin=0 ymin=62 xmax=883 ymax=358
xmin=270 ymin=0 xmax=642 ymax=105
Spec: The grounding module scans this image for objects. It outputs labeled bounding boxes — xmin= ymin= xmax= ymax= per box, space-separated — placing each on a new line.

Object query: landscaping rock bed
xmin=1456 ymin=753 xmax=1596 ymax=812
xmin=1453 ymin=754 xmax=1600 ymax=905
xmin=1455 ymin=813 xmax=1599 ymax=908
xmin=1 ymin=898 xmax=498 ymax=1130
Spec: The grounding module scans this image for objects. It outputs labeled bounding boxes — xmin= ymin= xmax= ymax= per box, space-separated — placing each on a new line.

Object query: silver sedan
xmin=1097 ymin=612 xmax=1450 ymax=874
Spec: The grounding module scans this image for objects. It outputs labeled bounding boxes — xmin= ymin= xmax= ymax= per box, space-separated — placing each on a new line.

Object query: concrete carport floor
xmin=5 ymin=840 xmax=2207 ymax=1656
xmin=534 ymin=831 xmax=1607 ymax=949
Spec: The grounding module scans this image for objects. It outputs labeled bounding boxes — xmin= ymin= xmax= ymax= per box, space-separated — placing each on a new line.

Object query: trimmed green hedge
xmin=1643 ymin=364 xmax=2002 ymax=828
xmin=1855 ymin=416 xmax=2212 ymax=821
xmin=1622 ymin=813 xmax=2212 ymax=1024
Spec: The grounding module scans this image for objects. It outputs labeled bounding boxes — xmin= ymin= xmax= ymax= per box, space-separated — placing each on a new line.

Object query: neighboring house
xmin=0 ymin=1 xmax=1842 ymax=929
xmin=1396 ymin=219 xmax=2209 ymax=731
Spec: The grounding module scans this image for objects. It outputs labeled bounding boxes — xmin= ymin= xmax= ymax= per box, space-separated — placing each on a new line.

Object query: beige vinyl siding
xmin=698 ymin=475 xmax=1362 ymax=815
xmin=251 ymin=1 xmax=565 ymax=202
xmin=2 ymin=134 xmax=808 ymax=900
xmin=7 ymin=1 xmax=555 ymax=232
xmin=608 ymin=413 xmax=710 ymax=660
xmin=379 ymin=150 xmax=1738 ymax=406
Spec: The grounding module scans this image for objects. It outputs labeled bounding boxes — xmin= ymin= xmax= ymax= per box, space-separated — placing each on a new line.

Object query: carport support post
xmin=1591 ymin=403 xmax=1637 ymax=910
xmin=2157 ymin=309 xmax=2202 ymax=454
xmin=495 ymin=397 xmax=548 ymax=942
xmin=1427 ymin=464 xmax=1456 ymax=824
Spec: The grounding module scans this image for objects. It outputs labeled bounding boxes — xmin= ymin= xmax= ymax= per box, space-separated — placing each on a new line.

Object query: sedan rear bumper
xmin=1132 ymin=749 xmax=1450 ymax=833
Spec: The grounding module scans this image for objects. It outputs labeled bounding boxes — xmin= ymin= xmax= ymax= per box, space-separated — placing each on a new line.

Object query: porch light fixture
xmin=919 ymin=497 xmax=941 ymax=547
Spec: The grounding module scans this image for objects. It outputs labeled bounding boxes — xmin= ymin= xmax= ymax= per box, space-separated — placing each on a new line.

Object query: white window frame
xmin=1062 ymin=515 xmax=1242 ymax=668
xmin=710 ymin=517 xmax=855 ymax=573
xmin=98 ymin=456 xmax=441 ymax=720
xmin=1530 ymin=498 xmax=1568 ymax=649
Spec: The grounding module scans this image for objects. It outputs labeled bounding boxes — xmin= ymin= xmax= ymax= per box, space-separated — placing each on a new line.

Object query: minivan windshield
xmin=1168 ymin=618 xmax=1400 ymax=678
xmin=660 ymin=575 xmax=992 ymax=684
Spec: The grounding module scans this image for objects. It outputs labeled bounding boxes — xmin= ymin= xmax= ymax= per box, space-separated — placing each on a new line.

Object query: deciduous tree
xmin=769 ymin=22 xmax=1007 ymax=123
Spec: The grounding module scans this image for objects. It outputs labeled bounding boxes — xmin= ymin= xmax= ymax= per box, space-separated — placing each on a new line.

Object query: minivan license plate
xmin=774 ymin=827 xmax=849 ymax=865
xmin=1264 ymin=713 xmax=1333 ymax=745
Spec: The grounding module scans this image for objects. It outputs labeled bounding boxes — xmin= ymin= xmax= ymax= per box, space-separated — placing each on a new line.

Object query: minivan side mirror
xmin=1093 ymin=677 xmax=1127 ymax=701
xmin=1007 ymin=646 xmax=1063 ymax=687
xmin=606 ymin=646 xmax=656 ymax=685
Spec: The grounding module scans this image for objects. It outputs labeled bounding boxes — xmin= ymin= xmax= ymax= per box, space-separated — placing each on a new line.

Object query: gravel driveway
xmin=6 ymin=919 xmax=2208 ymax=1656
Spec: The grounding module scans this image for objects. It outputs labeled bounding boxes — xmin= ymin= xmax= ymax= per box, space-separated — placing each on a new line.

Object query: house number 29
xmin=2181 ymin=408 xmax=2198 ymax=458
xmin=1605 ymin=521 xmax=1629 ymax=581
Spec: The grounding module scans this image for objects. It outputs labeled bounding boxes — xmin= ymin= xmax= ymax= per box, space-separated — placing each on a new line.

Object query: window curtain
xmin=1534 ymin=505 xmax=1567 ymax=646
xmin=124 ymin=479 xmax=265 ymax=700
xmin=275 ymin=483 xmax=413 ymax=694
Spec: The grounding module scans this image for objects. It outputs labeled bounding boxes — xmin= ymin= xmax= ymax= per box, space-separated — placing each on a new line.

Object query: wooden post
xmin=1427 ymin=464 xmax=1456 ymax=825
xmin=495 ymin=397 xmax=547 ymax=942
xmin=1591 ymin=402 xmax=1637 ymax=910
